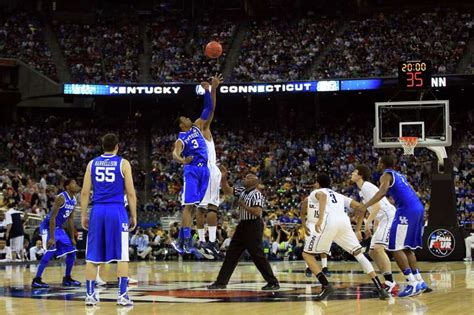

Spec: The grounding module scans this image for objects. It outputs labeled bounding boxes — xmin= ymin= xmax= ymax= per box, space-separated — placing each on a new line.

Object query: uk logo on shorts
xmin=428 ymin=229 xmax=455 ymax=258
xmin=399 ymin=216 xmax=408 ymax=225
xmin=122 ymin=223 xmax=129 ymax=232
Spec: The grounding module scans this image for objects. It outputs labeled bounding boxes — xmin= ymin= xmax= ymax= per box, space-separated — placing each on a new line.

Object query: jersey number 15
xmin=95 ymin=167 xmax=115 ymax=182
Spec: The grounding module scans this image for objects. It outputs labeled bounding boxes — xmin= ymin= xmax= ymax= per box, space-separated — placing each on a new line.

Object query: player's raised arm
xmin=172 ymin=140 xmax=193 ymax=165
xmin=122 ymin=159 xmax=137 ymax=231
xmin=80 ymin=161 xmax=93 ymax=230
xmin=202 ymin=74 xmax=223 ymax=131
xmin=194 ymin=81 xmax=214 ymax=131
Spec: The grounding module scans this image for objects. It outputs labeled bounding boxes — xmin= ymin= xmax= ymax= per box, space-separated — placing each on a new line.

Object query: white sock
xmin=406 ymin=273 xmax=417 ymax=286
xmin=305 ymin=263 xmax=309 ymax=269
xmin=413 ymin=270 xmax=423 ymax=282
xmin=198 ymin=229 xmax=206 ymax=243
xmin=321 ymin=257 xmax=328 ymax=269
xmin=208 ymin=226 xmax=217 ymax=243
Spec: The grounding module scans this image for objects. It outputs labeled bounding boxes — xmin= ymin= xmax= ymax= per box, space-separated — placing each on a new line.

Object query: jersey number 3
xmin=95 ymin=167 xmax=115 ymax=182
xmin=328 ymin=191 xmax=337 ymax=204
xmin=191 ymin=139 xmax=199 ymax=149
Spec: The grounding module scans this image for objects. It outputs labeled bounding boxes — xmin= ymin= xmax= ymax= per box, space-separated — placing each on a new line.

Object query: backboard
xmin=374 ymin=100 xmax=451 ymax=149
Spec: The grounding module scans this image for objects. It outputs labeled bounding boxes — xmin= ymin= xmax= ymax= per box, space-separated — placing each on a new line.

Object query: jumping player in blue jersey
xmin=171 ymin=77 xmax=220 ymax=256
xmin=31 ymin=179 xmax=81 ymax=288
xmin=359 ymin=156 xmax=431 ymax=297
xmin=81 ymin=133 xmax=137 ymax=306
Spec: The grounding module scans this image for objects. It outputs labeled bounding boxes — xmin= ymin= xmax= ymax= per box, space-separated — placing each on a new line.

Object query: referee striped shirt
xmin=234 ymin=186 xmax=265 ymax=220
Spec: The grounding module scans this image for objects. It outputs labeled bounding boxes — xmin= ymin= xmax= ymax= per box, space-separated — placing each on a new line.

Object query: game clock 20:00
xmin=398 ymin=61 xmax=432 ymax=90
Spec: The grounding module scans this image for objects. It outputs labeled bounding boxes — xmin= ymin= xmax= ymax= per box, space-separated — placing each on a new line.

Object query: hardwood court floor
xmin=0 ymin=260 xmax=473 ymax=315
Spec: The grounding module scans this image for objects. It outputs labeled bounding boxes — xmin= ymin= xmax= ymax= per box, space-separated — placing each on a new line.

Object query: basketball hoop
xmin=399 ymin=137 xmax=418 ymax=155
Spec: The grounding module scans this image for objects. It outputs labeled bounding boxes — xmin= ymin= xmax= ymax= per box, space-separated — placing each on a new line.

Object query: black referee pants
xmin=215 ymin=219 xmax=278 ymax=285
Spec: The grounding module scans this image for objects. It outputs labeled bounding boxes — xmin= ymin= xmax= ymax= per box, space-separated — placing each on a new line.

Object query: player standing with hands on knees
xmin=81 ymin=133 xmax=137 ymax=306
xmin=171 ymin=75 xmax=221 ymax=257
xmin=357 ymin=156 xmax=431 ymax=297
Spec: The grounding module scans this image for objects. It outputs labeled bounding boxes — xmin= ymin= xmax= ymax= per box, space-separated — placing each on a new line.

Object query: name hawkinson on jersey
xmin=428 ymin=229 xmax=455 ymax=258
xmin=94 ymin=160 xmax=118 ymax=166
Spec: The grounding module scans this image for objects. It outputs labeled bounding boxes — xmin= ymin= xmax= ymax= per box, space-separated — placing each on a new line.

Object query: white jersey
xmin=359 ymin=181 xmax=396 ymax=221
xmin=206 ymin=138 xmax=217 ymax=166
xmin=304 ymin=188 xmax=362 ymax=255
xmin=307 ymin=188 xmax=351 ymax=224
xmin=199 ymin=136 xmax=221 ymax=207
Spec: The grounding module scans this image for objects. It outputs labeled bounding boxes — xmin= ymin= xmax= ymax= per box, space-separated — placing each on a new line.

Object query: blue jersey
xmin=384 ymin=169 xmax=423 ymax=210
xmin=177 ymin=125 xmax=208 ymax=166
xmin=91 ymin=154 xmax=125 ymax=204
xmin=40 ymin=191 xmax=76 ymax=230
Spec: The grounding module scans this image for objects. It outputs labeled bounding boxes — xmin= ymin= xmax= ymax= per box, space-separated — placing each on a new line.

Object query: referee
xmin=208 ymin=166 xmax=279 ymax=291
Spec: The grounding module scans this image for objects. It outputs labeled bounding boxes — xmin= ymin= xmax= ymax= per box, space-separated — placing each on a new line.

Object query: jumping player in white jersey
xmin=351 ymin=164 xmax=398 ymax=296
xmin=196 ymin=74 xmax=223 ymax=259
xmin=301 ymin=174 xmax=389 ymax=301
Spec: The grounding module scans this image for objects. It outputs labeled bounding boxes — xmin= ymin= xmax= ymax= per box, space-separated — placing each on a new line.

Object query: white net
xmin=399 ymin=137 xmax=418 ymax=155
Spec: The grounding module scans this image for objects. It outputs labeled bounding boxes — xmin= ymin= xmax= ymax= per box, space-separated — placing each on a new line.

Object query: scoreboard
xmin=398 ymin=60 xmax=432 ymax=90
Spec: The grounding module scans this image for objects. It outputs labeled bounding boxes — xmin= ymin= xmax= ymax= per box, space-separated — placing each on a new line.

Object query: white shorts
xmin=199 ymin=164 xmax=221 ymax=208
xmin=304 ymin=214 xmax=362 ymax=255
xmin=370 ymin=212 xmax=395 ymax=249
xmin=10 ymin=235 xmax=24 ymax=252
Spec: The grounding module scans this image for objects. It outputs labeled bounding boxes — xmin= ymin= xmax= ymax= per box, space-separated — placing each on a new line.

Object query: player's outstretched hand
xmin=81 ymin=216 xmax=89 ymax=230
xmin=183 ymin=156 xmax=194 ymax=164
xmin=211 ymin=73 xmax=223 ymax=88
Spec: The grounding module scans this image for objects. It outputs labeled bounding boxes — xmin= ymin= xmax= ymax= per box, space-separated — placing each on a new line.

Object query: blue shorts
xmin=180 ymin=164 xmax=210 ymax=205
xmin=40 ymin=227 xmax=77 ymax=258
xmin=86 ymin=203 xmax=130 ymax=263
xmin=388 ymin=203 xmax=424 ymax=251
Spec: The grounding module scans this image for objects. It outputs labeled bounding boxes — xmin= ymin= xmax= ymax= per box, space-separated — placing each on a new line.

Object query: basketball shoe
xmin=85 ymin=293 xmax=99 ymax=306
xmin=117 ymin=293 xmax=134 ymax=306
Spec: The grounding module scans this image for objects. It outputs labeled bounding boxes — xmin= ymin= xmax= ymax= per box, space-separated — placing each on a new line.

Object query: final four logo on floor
xmin=428 ymin=229 xmax=455 ymax=258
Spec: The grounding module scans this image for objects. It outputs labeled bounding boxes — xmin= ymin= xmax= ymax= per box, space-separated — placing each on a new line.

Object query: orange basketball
xmin=205 ymin=41 xmax=223 ymax=59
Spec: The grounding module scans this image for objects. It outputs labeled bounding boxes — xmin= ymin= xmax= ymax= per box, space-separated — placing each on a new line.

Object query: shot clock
xmin=398 ymin=60 xmax=432 ymax=90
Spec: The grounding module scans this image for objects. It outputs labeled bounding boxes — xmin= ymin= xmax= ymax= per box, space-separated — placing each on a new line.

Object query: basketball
xmin=205 ymin=41 xmax=223 ymax=59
